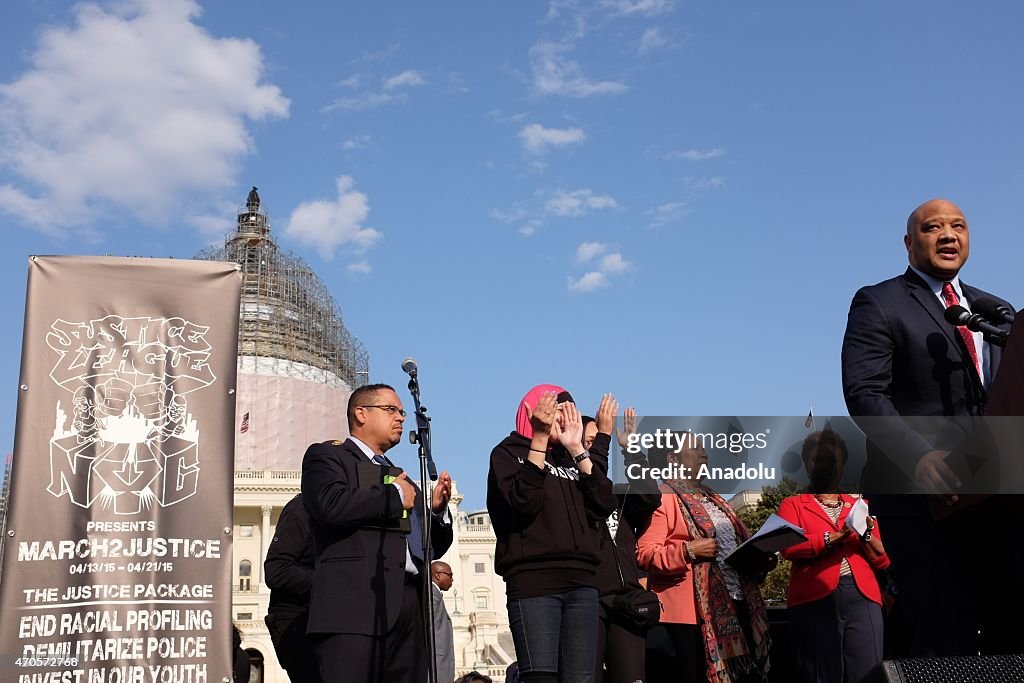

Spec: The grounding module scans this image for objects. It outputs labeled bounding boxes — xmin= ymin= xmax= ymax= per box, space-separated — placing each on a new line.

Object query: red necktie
xmin=941 ymin=281 xmax=982 ymax=378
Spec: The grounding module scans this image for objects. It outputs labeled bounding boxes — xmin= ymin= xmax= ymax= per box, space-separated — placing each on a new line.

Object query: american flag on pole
xmin=804 ymin=406 xmax=815 ymax=429
xmin=240 ymin=411 xmax=250 ymax=434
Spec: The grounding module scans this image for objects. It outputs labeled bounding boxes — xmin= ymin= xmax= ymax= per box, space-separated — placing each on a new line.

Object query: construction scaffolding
xmin=194 ymin=188 xmax=369 ymax=390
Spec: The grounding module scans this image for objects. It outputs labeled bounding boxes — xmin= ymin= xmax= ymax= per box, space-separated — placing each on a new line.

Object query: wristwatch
xmin=573 ymin=452 xmax=590 ymax=464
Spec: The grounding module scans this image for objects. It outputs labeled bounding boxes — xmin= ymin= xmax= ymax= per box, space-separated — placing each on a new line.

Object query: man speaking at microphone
xmin=841 ymin=198 xmax=1016 ymax=657
xmin=302 ymin=383 xmax=454 ymax=682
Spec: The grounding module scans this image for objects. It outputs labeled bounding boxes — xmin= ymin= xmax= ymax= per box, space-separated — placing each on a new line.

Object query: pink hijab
xmin=515 ymin=383 xmax=571 ymax=438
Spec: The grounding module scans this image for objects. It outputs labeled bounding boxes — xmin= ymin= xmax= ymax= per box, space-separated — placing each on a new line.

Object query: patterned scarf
xmin=667 ymin=482 xmax=772 ymax=683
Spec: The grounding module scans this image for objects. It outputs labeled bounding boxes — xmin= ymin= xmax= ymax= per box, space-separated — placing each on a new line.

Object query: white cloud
xmin=488 ymin=109 xmax=528 ymax=124
xmin=519 ymin=123 xmax=586 ymax=155
xmin=347 ymin=261 xmax=372 ymax=275
xmin=323 ymin=92 xmax=398 ymax=112
xmin=0 ymin=0 xmax=289 ymax=233
xmin=489 ymin=205 xmax=529 ymax=224
xmin=647 ymin=201 xmax=688 ymax=227
xmin=324 ymin=69 xmax=426 ymax=112
xmin=601 ymin=0 xmax=674 ymax=16
xmin=336 ymin=74 xmax=362 ymax=88
xmin=518 ymin=222 xmax=541 ymax=237
xmin=576 ymin=241 xmax=608 ymax=263
xmin=599 ymin=252 xmax=630 ymax=274
xmin=569 ymin=242 xmax=631 ymax=293
xmin=352 ymin=43 xmax=401 ymax=64
xmin=446 ymin=72 xmax=470 ymax=94
xmin=664 ymin=147 xmax=726 ymax=161
xmin=382 ymin=70 xmax=426 ymax=91
xmin=285 ymin=176 xmax=381 ymax=260
xmin=529 ymin=41 xmax=627 ymax=97
xmin=342 ymin=135 xmax=373 ymax=150
xmin=491 ymin=189 xmax=616 ymax=236
xmin=638 ymin=27 xmax=669 ymax=54
xmin=569 ymin=271 xmax=608 ymax=293
xmin=545 ymin=189 xmax=618 ymax=217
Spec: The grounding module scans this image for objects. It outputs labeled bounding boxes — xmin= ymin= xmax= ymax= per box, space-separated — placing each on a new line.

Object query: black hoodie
xmin=487 ymin=432 xmax=617 ymax=598
xmin=589 ymin=441 xmax=663 ymax=596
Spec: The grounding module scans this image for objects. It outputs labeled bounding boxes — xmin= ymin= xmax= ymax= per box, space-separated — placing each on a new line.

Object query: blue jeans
xmin=507 ymin=587 xmax=599 ymax=683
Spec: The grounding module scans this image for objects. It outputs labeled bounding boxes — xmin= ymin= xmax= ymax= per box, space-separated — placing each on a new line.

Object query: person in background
xmin=487 ymin=384 xmax=617 ymax=683
xmin=233 ymin=624 xmax=251 ymax=683
xmin=777 ymin=430 xmax=890 ymax=683
xmin=586 ymin=405 xmax=662 ymax=683
xmin=264 ymin=493 xmax=323 ymax=683
xmin=432 ymin=561 xmax=457 ymax=683
xmin=637 ymin=437 xmax=772 ymax=683
xmin=457 ymin=672 xmax=494 ymax=683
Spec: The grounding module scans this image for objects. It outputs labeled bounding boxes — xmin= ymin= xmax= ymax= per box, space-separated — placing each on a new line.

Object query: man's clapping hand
xmin=431 ymin=470 xmax=453 ymax=514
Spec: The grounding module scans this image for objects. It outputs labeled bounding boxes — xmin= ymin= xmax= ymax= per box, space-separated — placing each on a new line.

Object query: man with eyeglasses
xmin=302 ymin=383 xmax=454 ymax=683
xmin=431 ymin=561 xmax=456 ymax=683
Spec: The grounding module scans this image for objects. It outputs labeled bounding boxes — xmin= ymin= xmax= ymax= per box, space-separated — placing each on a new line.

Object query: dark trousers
xmin=315 ymin=580 xmax=427 ymax=683
xmin=595 ymin=602 xmax=648 ymax=683
xmin=267 ymin=610 xmax=324 ymax=683
xmin=663 ymin=623 xmax=703 ymax=683
xmin=788 ymin=576 xmax=883 ymax=683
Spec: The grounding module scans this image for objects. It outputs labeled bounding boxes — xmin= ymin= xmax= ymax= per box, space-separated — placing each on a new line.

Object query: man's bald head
xmin=904 ymin=198 xmax=970 ymax=280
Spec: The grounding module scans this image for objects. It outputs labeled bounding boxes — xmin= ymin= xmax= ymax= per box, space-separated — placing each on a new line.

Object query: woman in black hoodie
xmin=487 ymin=384 xmax=617 ymax=683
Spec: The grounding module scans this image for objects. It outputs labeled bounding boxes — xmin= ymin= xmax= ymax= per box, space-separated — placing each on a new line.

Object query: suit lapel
xmin=341 ymin=438 xmax=369 ymax=465
xmin=903 ymin=268 xmax=984 ymax=387
xmin=903 ymin=268 xmax=961 ymax=351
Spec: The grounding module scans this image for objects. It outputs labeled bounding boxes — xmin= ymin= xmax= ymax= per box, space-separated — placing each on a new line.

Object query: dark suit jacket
xmin=841 ymin=267 xmax=1011 ymax=501
xmin=300 ymin=438 xmax=453 ymax=636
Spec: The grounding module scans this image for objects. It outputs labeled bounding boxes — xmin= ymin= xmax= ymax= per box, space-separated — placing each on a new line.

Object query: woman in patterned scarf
xmin=637 ymin=435 xmax=773 ymax=683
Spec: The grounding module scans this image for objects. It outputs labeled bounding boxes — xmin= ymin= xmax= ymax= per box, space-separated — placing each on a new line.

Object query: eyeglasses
xmin=360 ymin=405 xmax=407 ymax=417
xmin=434 ymin=571 xmax=453 ymax=577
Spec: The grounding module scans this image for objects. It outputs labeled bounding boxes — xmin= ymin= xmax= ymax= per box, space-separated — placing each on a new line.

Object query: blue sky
xmin=1 ymin=1 xmax=1022 ymax=510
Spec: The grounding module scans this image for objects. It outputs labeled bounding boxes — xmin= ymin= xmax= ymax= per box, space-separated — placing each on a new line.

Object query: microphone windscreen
xmin=944 ymin=304 xmax=969 ymax=325
xmin=972 ymin=297 xmax=1011 ymax=322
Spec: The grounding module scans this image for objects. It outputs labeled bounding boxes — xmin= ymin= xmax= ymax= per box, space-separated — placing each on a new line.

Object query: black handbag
xmin=606 ymin=586 xmax=662 ymax=631
xmin=604 ymin=498 xmax=662 ymax=631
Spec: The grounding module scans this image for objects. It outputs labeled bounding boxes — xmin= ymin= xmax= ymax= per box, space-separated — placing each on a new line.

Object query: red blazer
xmin=777 ymin=494 xmax=890 ymax=607
xmin=635 ymin=485 xmax=697 ymax=625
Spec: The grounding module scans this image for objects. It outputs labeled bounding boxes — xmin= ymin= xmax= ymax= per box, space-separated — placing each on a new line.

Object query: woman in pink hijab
xmin=487 ymin=384 xmax=616 ymax=683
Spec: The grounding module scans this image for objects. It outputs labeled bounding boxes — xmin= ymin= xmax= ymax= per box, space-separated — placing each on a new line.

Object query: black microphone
xmin=944 ymin=305 xmax=1009 ymax=347
xmin=401 ymin=357 xmax=418 ymax=376
xmin=972 ymin=297 xmax=1015 ymax=325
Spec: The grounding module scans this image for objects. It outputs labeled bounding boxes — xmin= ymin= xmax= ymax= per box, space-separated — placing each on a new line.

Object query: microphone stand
xmin=407 ymin=367 xmax=439 ymax=683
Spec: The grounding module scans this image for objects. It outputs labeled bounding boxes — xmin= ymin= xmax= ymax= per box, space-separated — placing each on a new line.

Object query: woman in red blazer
xmin=778 ymin=430 xmax=890 ymax=683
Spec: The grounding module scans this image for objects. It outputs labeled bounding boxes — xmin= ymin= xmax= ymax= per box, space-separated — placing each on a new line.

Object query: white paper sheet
xmin=845 ymin=497 xmax=870 ymax=535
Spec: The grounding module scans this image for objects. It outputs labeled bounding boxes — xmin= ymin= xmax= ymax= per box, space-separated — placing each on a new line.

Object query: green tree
xmin=735 ymin=477 xmax=802 ymax=603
